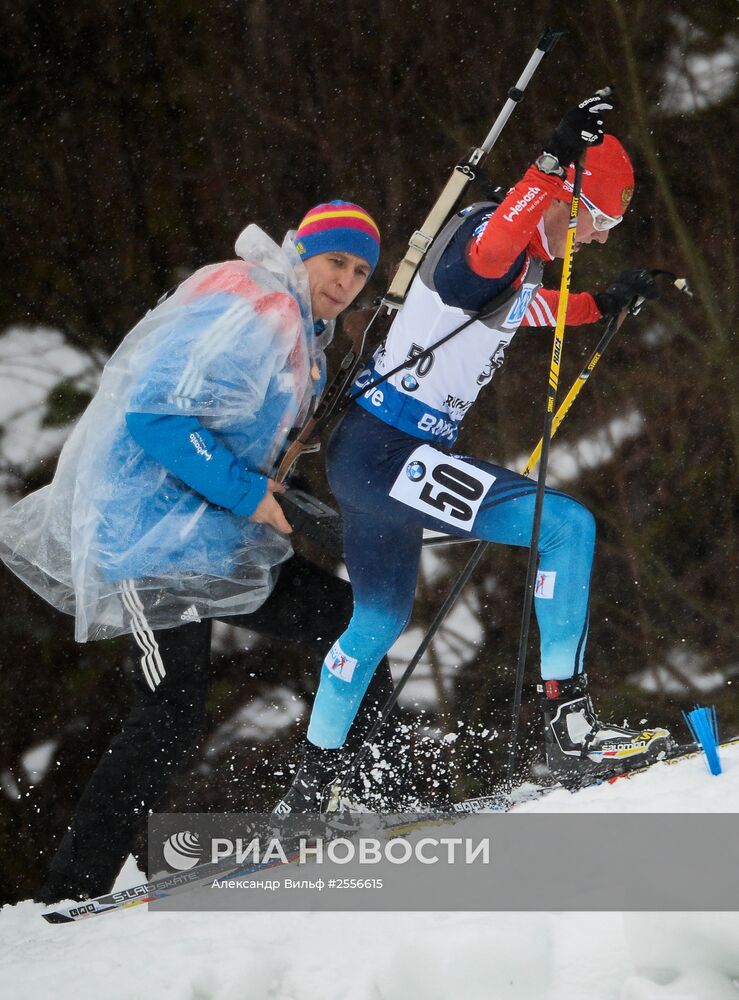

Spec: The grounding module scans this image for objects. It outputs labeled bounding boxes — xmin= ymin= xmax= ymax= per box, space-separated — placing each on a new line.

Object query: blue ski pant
xmin=307 ymin=405 xmax=595 ymax=749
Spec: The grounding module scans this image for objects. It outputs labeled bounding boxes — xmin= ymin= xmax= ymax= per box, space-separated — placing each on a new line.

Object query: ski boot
xmin=272 ymin=743 xmax=346 ymax=817
xmin=539 ymin=674 xmax=675 ymax=790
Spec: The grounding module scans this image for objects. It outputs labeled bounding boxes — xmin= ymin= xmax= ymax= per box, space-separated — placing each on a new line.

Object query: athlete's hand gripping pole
xmin=521 ymin=270 xmax=692 ymax=476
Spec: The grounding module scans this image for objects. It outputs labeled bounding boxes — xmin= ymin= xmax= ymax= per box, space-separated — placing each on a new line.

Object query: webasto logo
xmin=163 ymin=831 xmax=203 ymax=870
xmin=503 ymin=186 xmax=541 ymax=223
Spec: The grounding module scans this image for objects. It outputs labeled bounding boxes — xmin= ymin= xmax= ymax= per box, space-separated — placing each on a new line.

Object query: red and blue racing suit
xmin=307 ymin=166 xmax=606 ymax=748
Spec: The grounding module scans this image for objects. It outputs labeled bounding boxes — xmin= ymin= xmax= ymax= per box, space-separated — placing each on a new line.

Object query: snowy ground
xmin=2 ymin=744 xmax=739 ymax=1000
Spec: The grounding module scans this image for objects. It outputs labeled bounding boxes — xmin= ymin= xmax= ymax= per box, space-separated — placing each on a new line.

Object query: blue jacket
xmin=97 ymin=263 xmax=326 ymax=581
xmin=0 ymin=225 xmax=331 ymax=640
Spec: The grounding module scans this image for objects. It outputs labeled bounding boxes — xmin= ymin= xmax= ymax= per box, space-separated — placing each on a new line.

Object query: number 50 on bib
xmin=389 ymin=445 xmax=496 ymax=530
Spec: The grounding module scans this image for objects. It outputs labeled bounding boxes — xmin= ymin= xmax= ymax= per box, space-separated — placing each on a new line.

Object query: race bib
xmin=389 ymin=445 xmax=496 ymax=530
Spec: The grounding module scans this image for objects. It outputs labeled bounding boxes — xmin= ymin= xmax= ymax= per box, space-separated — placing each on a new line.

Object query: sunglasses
xmin=580 ymin=192 xmax=623 ymax=232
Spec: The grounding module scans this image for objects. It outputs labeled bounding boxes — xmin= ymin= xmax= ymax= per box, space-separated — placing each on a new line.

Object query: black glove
xmin=594 ymin=269 xmax=660 ymax=317
xmin=544 ymin=93 xmax=615 ymax=168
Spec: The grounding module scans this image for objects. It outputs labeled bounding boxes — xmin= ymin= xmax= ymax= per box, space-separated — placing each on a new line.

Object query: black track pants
xmin=42 ymin=555 xmax=393 ymax=899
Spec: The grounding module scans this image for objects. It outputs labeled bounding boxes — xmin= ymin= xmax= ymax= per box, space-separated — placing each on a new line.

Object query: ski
xmin=40 ymin=814 xmax=433 ymax=924
xmin=41 ymin=840 xmax=305 ymax=924
xmin=451 ymin=734 xmax=739 ymax=814
xmin=42 ymin=735 xmax=738 ymax=923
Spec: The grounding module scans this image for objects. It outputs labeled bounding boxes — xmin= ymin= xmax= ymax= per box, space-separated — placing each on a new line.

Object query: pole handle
xmin=537 ymin=27 xmax=565 ymax=54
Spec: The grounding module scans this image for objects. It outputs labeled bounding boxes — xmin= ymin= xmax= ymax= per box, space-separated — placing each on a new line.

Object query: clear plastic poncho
xmin=0 ymin=226 xmax=333 ymax=641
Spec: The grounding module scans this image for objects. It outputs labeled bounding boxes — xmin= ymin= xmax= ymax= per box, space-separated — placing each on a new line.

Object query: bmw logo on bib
xmin=406 ymin=461 xmax=426 ymax=482
xmin=401 ymin=374 xmax=418 ymax=392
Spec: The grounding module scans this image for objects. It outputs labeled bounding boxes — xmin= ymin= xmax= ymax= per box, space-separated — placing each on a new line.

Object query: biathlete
xmin=276 ymin=94 xmax=672 ymax=812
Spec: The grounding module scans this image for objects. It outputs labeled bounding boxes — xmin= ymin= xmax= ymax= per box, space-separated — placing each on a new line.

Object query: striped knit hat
xmin=295 ymin=200 xmax=381 ymax=272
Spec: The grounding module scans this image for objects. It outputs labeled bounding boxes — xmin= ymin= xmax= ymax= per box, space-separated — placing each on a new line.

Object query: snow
xmin=660 ymin=14 xmax=739 ymax=113
xmin=205 ymin=686 xmax=307 ymax=757
xmin=0 ymin=326 xmax=98 ymax=487
xmin=3 ymin=744 xmax=739 ymax=999
xmin=387 ymin=588 xmax=483 ymax=707
xmin=629 ymin=646 xmax=739 ymax=696
xmin=20 ymin=740 xmax=59 ymax=784
xmin=521 ymin=409 xmax=645 ymax=487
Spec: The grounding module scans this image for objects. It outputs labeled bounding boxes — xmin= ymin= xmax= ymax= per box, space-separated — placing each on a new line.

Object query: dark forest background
xmin=1 ymin=1 xmax=736 ymax=903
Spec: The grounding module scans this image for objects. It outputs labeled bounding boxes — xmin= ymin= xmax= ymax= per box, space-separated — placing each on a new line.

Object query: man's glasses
xmin=580 ymin=192 xmax=622 ymax=232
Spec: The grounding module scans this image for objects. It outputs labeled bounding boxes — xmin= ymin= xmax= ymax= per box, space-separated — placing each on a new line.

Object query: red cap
xmin=563 ymin=135 xmax=635 ymax=220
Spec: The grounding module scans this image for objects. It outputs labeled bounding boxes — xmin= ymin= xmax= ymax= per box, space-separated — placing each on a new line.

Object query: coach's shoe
xmin=540 ymin=674 xmax=675 ymax=790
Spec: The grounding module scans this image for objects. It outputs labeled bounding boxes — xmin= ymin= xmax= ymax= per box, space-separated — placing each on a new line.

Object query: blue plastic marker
xmin=682 ymin=705 xmax=722 ymax=776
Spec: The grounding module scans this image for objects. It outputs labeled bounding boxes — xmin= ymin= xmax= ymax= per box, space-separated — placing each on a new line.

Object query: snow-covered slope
xmin=2 ymin=744 xmax=739 ymax=1000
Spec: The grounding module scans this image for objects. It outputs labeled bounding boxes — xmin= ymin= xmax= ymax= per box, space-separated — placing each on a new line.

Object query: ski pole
xmin=418 ymin=315 xmax=629 ymax=550
xmin=417 ymin=314 xmax=628 ymax=549
xmin=421 ymin=270 xmax=691 ymax=547
xmin=521 ymin=310 xmax=626 ymax=476
xmin=505 ymin=156 xmax=586 ymax=783
xmin=418 ymin=313 xmax=627 ymax=550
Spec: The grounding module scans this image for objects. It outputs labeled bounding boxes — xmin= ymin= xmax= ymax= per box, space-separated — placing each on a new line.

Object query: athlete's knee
xmin=541 ymin=493 xmax=596 ymax=550
xmin=330 ymin=578 xmax=355 ymax=632
xmin=347 ymin=600 xmax=413 ymax=655
xmin=564 ymin=496 xmax=595 ymax=541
